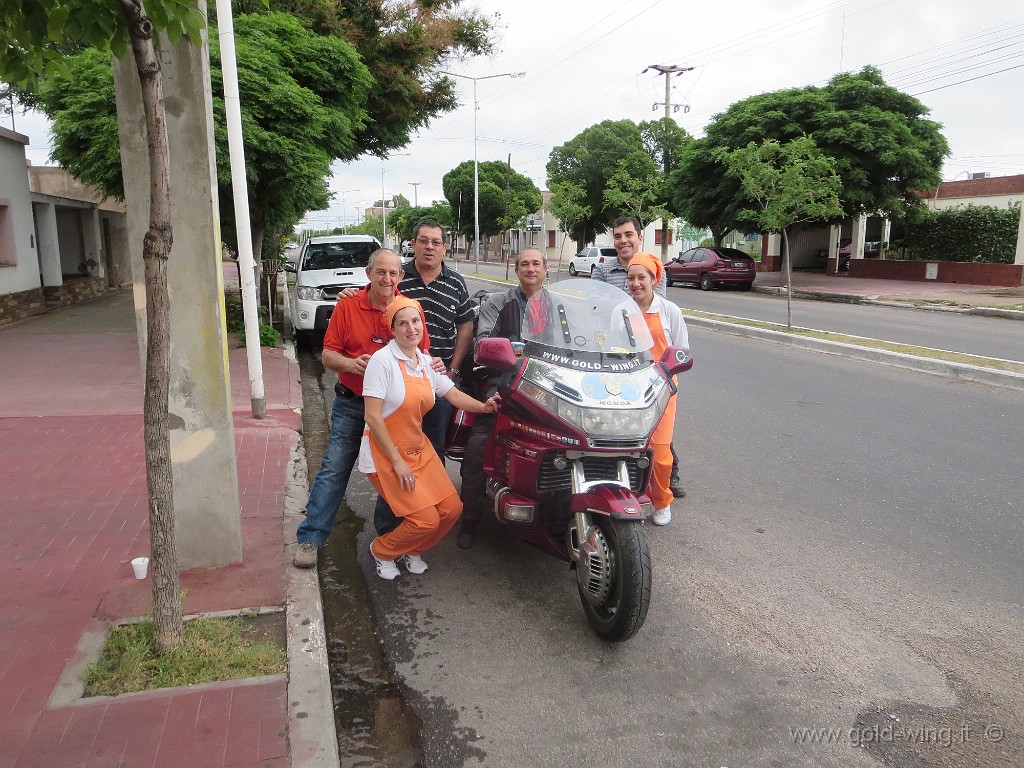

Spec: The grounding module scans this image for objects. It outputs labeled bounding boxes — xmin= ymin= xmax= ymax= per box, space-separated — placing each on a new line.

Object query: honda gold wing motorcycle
xmin=447 ymin=279 xmax=692 ymax=641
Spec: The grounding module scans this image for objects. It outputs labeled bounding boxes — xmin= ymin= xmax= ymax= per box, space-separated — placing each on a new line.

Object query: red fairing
xmin=570 ymin=483 xmax=647 ymax=520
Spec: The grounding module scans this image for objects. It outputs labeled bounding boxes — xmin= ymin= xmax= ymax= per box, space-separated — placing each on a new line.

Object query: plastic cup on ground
xmin=131 ymin=557 xmax=149 ymax=580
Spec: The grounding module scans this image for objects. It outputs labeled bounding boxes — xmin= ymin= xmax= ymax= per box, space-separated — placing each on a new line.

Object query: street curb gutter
xmin=685 ymin=315 xmax=1024 ymax=393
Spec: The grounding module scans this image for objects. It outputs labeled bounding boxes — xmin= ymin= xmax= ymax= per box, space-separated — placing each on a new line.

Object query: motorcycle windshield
xmin=519 ymin=279 xmax=654 ymax=358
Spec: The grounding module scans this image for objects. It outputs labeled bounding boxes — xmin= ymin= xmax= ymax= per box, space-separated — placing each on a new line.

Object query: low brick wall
xmin=846 ymin=259 xmax=1023 ymax=286
xmin=0 ymin=286 xmax=47 ymax=327
xmin=42 ymin=276 xmax=109 ymax=307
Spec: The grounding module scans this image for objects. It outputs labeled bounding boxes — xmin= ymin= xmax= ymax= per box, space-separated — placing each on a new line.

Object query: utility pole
xmin=643 ymin=63 xmax=693 ymax=261
xmin=409 ymin=182 xmax=421 ymax=208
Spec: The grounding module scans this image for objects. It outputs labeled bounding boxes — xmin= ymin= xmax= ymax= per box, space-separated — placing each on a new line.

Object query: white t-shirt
xmin=358 ymin=340 xmax=455 ymax=473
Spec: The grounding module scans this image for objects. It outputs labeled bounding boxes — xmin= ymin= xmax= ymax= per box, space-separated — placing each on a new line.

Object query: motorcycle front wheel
xmin=576 ymin=516 xmax=651 ymax=642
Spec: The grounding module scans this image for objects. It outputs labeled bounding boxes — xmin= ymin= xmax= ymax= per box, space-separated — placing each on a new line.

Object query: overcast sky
xmin=8 ymin=0 xmax=1023 ymax=232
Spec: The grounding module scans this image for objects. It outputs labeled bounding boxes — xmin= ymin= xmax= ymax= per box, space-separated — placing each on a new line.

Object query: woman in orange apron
xmin=360 ymin=296 xmax=501 ymax=579
xmin=627 ymin=253 xmax=690 ymax=526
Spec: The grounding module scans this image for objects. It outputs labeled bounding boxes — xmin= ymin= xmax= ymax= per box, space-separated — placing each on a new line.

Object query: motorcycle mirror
xmin=660 ymin=346 xmax=693 ymax=377
xmin=474 ymin=337 xmax=519 ymax=371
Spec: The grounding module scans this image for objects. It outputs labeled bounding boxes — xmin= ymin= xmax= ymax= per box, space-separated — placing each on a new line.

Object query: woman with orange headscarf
xmin=626 ymin=253 xmax=690 ymax=526
xmin=359 ymin=296 xmax=501 ymax=579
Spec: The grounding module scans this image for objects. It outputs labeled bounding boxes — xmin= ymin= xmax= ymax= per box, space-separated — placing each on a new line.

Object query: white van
xmin=285 ymin=234 xmax=381 ymax=345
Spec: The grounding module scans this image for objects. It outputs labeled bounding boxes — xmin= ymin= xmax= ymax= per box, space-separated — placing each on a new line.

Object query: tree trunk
xmin=120 ymin=0 xmax=182 ymax=653
xmin=660 ymin=221 xmax=670 ymax=261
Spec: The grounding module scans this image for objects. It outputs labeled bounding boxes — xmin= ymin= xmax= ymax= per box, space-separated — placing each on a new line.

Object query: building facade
xmin=0 ymin=127 xmax=129 ymax=327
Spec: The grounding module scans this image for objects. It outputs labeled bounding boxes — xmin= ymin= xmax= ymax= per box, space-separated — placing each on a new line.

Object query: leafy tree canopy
xmin=238 ymin=0 xmax=496 ymax=157
xmin=0 ymin=0 xmax=202 ymax=85
xmin=671 ymin=66 xmax=948 ymax=242
xmin=27 ymin=12 xmax=373 ymax=258
xmin=442 ymin=160 xmax=542 ymax=242
xmin=546 ymin=119 xmax=650 ymax=246
xmin=717 ymin=137 xmax=844 ymax=235
xmin=213 ymin=13 xmax=372 ymax=252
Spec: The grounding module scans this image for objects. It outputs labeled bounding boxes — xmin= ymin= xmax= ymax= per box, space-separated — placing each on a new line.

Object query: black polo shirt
xmin=399 ymin=261 xmax=474 ymax=366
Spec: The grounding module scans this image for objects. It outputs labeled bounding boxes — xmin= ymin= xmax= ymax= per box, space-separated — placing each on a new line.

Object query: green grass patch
xmin=994 ymin=303 xmax=1024 ymax=312
xmin=84 ymin=616 xmax=286 ymax=696
xmin=684 ymin=310 xmax=1024 ymax=375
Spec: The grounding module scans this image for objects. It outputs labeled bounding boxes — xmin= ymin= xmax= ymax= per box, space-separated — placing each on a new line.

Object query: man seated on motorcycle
xmin=457 ymin=247 xmax=551 ymax=549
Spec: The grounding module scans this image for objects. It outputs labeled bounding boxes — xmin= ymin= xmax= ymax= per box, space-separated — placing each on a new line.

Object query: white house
xmin=0 ymin=127 xmax=129 ymax=327
xmin=0 ymin=127 xmax=43 ymax=324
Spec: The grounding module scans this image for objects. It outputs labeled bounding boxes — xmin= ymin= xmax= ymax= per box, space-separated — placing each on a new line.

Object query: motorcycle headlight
xmin=576 ymin=384 xmax=668 ymax=439
xmin=296 ymin=286 xmax=322 ymax=301
xmin=519 ymin=378 xmax=670 ymax=440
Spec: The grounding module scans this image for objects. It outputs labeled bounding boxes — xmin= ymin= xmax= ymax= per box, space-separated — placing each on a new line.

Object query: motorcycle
xmin=447 ymin=279 xmax=693 ymax=641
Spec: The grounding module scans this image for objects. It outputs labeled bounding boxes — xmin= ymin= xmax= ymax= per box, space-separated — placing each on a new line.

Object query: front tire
xmin=576 ymin=516 xmax=651 ymax=641
xmin=568 ymin=263 xmax=578 ymax=276
xmin=699 ymin=273 xmax=714 ymax=291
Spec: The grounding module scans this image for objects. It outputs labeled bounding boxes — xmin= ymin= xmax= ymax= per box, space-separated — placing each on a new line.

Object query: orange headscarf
xmin=384 ymin=295 xmax=422 ymax=329
xmin=627 ymin=252 xmax=663 ymax=286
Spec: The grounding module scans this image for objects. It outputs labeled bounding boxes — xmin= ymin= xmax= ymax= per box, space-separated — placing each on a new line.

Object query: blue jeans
xmin=297 ymin=395 xmax=365 ymax=547
xmin=373 ymin=395 xmax=451 ymax=535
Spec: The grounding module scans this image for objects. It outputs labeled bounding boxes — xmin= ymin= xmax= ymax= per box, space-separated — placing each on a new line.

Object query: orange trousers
xmin=369 ymin=485 xmax=462 ymax=560
xmin=648 ymin=441 xmax=674 ymax=510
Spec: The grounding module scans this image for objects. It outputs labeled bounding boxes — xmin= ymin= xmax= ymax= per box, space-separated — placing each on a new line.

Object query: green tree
xmin=672 ymin=66 xmax=948 ymax=244
xmin=213 ymin=13 xmax=372 ymax=262
xmin=442 ymin=160 xmax=542 ymax=261
xmin=547 ymin=179 xmax=589 ymax=249
xmin=639 ymin=117 xmax=691 ymax=259
xmin=547 ymin=118 xmax=689 ymax=251
xmin=546 ymin=119 xmax=650 ymax=245
xmin=1 ymin=0 xmax=207 ymax=652
xmin=30 ymin=13 xmax=373 ymax=268
xmin=244 ymin=0 xmax=496 ymax=158
xmin=602 ymin=158 xmax=669 ymax=233
xmin=717 ymin=137 xmax=844 ymax=328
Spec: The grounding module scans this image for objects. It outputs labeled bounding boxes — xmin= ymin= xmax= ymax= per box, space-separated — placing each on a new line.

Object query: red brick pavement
xmin=0 ymin=292 xmax=302 ymax=768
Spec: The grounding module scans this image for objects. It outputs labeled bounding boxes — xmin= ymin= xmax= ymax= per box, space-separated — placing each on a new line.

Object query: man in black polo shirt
xmin=374 ymin=219 xmax=475 ymax=534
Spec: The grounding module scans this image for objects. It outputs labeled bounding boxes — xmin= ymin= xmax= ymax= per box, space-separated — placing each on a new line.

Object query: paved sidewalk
xmin=0 ymin=291 xmax=317 ymax=768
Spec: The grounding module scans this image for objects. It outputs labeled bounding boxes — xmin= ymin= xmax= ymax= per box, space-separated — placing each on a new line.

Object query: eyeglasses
xmin=416 ymin=238 xmax=444 ymax=247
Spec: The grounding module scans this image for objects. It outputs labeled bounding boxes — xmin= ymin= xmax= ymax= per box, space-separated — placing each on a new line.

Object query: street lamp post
xmin=339 ymin=188 xmax=359 ymax=233
xmin=438 ymin=69 xmax=525 ymax=272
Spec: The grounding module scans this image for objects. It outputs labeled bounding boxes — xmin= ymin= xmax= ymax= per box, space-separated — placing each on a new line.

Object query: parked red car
xmin=665 ymin=247 xmax=756 ymax=291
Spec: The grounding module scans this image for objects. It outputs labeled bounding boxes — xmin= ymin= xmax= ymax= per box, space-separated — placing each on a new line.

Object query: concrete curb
xmin=684 ymin=315 xmax=1024 ymax=392
xmin=284 ymin=434 xmax=340 ymax=767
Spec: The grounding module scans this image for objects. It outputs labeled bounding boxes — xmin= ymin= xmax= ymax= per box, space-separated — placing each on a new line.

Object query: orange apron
xmin=642 ymin=311 xmax=677 ymax=445
xmin=368 ymin=359 xmax=456 ymax=515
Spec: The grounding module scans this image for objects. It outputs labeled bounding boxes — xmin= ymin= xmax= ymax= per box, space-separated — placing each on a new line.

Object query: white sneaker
xmin=400 ymin=553 xmax=428 ymax=574
xmin=370 ymin=543 xmax=400 ymax=580
xmin=651 ymin=506 xmax=672 ymax=526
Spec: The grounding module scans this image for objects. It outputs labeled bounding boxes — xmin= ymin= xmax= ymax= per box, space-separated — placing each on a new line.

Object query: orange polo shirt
xmin=323 ymin=287 xmax=431 ymax=395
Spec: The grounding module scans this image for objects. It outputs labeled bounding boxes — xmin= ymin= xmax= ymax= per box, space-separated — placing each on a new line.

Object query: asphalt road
xmin=457 ymin=261 xmax=1024 ymax=363
xmin=665 ymin=283 xmax=1024 ymax=363
xmin=336 ymin=317 xmax=1024 ymax=767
